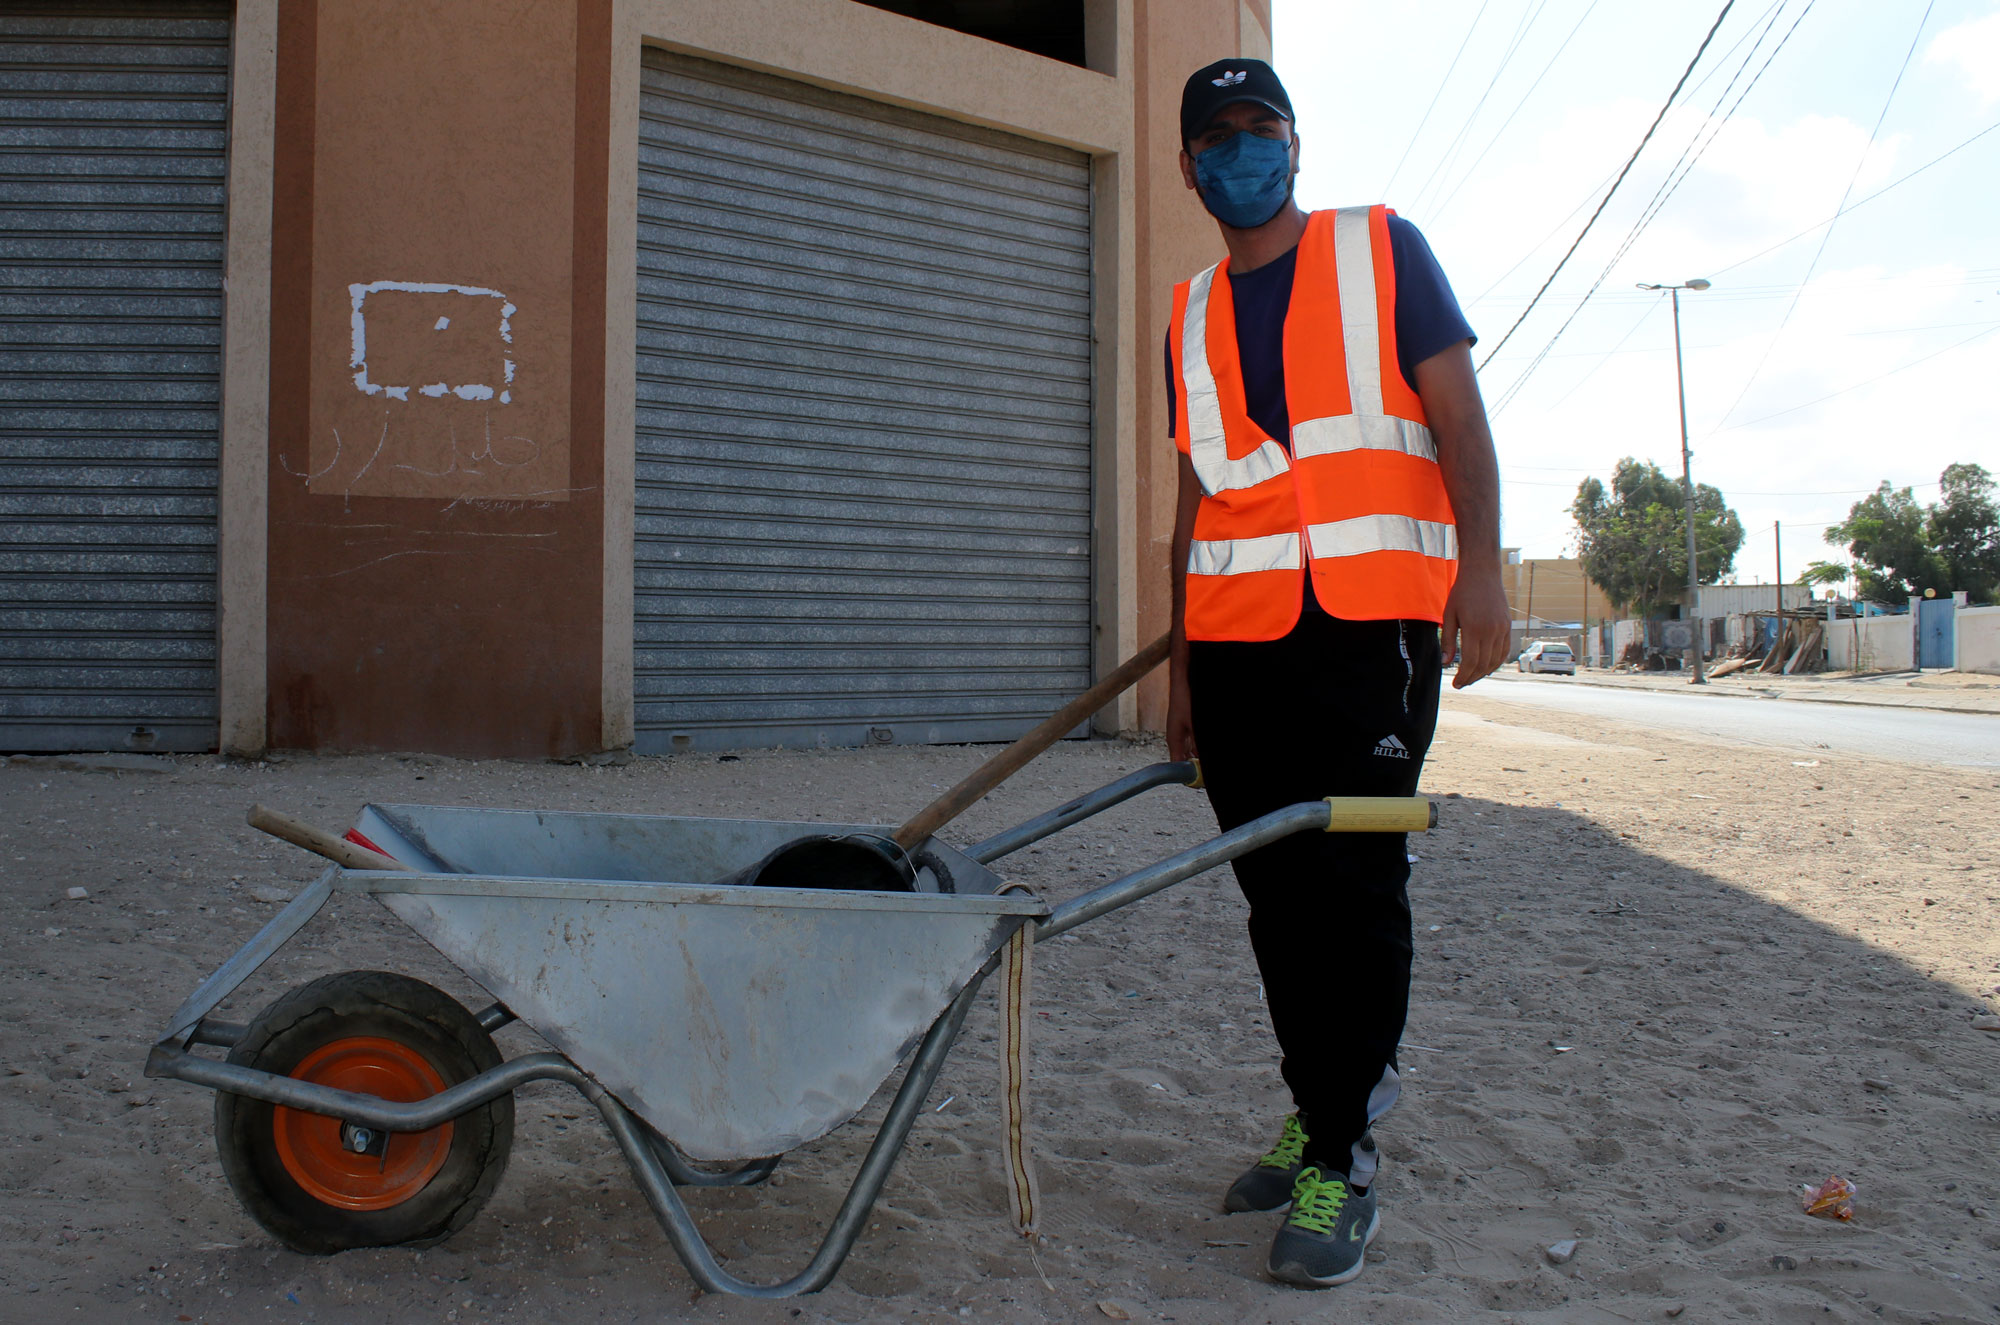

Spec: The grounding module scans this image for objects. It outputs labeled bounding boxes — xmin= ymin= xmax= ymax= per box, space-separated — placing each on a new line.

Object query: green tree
xmin=1930 ymin=463 xmax=2000 ymax=601
xmin=1824 ymin=482 xmax=1940 ymax=602
xmin=1571 ymin=457 xmax=1744 ymax=616
xmin=1823 ymin=463 xmax=1998 ymax=604
xmin=1800 ymin=560 xmax=1850 ymax=589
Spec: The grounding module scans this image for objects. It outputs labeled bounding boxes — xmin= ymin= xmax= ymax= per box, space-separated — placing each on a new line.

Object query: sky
xmin=1271 ymin=0 xmax=2000 ymax=590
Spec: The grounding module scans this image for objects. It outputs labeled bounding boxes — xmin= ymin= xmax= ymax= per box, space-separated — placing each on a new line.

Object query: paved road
xmin=1461 ymin=672 xmax=2000 ymax=769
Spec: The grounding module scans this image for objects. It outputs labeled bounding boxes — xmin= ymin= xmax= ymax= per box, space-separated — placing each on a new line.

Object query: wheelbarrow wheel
xmin=214 ymin=970 xmax=513 ymax=1254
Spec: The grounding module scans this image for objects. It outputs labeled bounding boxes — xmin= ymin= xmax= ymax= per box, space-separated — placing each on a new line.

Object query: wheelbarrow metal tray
xmin=346 ymin=804 xmax=1045 ymax=1163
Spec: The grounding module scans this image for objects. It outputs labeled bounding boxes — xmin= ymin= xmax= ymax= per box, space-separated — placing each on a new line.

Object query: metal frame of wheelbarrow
xmin=145 ymin=761 xmax=1433 ymax=1298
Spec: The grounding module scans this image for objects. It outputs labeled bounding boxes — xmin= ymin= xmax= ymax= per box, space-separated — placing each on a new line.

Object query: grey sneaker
xmin=1222 ymin=1113 xmax=1307 ymax=1213
xmin=1266 ymin=1167 xmax=1379 ymax=1288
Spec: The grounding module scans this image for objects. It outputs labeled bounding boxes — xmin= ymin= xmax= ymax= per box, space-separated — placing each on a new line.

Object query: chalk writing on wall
xmin=302 ymin=279 xmax=570 ymax=502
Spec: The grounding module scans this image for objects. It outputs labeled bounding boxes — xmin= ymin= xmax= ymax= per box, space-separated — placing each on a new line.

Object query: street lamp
xmin=1636 ymin=278 xmax=1712 ymax=684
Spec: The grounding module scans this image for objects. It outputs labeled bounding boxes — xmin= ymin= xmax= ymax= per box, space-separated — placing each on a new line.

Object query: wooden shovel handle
xmin=892 ymin=632 xmax=1171 ymax=849
xmin=247 ymin=804 xmax=411 ymax=872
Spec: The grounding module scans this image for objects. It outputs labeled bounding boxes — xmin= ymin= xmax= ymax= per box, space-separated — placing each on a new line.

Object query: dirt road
xmin=2 ymin=686 xmax=1996 ymax=1323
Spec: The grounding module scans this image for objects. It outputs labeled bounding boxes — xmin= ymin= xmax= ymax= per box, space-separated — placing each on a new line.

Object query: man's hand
xmin=1441 ymin=565 xmax=1511 ymax=688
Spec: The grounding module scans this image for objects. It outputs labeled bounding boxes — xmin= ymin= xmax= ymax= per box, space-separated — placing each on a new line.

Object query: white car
xmin=1517 ymin=641 xmax=1576 ymax=675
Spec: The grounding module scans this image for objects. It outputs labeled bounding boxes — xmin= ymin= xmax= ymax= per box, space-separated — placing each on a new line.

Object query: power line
xmin=1533 ymin=299 xmax=1661 ymax=414
xmin=1591 ymin=1 xmax=1810 ymax=288
xmin=1709 ymin=1 xmax=1936 ymax=430
xmin=1463 ymin=1 xmax=1782 ymax=304
xmin=1465 ymin=166 xmax=1620 ymax=309
xmin=1487 ymin=1 xmax=1810 ymax=413
xmin=1380 ymin=0 xmax=1494 ymax=198
xmin=1476 ymin=1 xmax=1738 ymax=372
xmin=1709 ymin=115 xmax=2000 ymax=278
xmin=1478 ymin=268 xmax=2000 ymax=307
xmin=1712 ymin=321 xmax=2000 ymax=433
xmin=1410 ymin=0 xmax=1552 ymax=219
xmin=1430 ymin=0 xmax=1605 ymax=225
xmin=1480 ymin=315 xmax=2000 ymax=364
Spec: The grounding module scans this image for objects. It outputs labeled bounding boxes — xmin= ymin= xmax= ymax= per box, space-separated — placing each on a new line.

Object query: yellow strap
xmin=998 ymin=920 xmax=1039 ymax=1239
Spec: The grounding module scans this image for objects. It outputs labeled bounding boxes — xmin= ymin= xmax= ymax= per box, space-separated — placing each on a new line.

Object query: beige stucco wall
xmin=217 ymin=0 xmax=277 ymax=755
xmin=218 ymin=0 xmax=1255 ymax=753
xmin=1503 ymin=554 xmax=1599 ymax=628
xmin=1952 ymin=605 xmax=2000 ymax=675
xmin=1826 ymin=612 xmax=1918 ymax=673
xmin=1130 ymin=0 xmax=1266 ymax=730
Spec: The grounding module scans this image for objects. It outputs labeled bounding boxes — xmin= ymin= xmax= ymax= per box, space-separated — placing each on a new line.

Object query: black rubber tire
xmin=214 ymin=971 xmax=513 ymax=1254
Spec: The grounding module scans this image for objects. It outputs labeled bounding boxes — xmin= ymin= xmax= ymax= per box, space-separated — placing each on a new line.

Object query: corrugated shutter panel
xmin=0 ymin=2 xmax=229 ymax=753
xmin=634 ymin=52 xmax=1093 ymax=753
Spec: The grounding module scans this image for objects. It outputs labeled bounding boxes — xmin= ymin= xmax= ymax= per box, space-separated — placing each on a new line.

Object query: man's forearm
xmin=1440 ymin=420 xmax=1500 ymax=573
xmin=1169 ymin=451 xmax=1200 ymax=664
xmin=1415 ymin=342 xmax=1511 ymax=684
xmin=1414 ymin=343 xmax=1501 ymax=572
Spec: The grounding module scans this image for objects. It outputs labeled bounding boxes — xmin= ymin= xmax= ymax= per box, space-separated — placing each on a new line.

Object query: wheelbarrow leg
xmin=640 ymin=1128 xmax=780 ymax=1188
xmin=590 ymin=968 xmax=989 ymax=1297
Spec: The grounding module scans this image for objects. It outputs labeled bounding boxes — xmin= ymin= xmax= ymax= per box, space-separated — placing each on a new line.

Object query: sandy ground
xmin=2 ymin=685 xmax=1997 ymax=1324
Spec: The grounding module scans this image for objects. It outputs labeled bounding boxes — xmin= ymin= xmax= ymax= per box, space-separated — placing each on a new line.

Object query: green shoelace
xmin=1287 ymin=1167 xmax=1351 ymax=1234
xmin=1257 ymin=1114 xmax=1308 ymax=1170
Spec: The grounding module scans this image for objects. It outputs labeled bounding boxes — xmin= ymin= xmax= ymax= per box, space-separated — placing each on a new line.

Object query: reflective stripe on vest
xmin=1332 ymin=207 xmax=1388 ymax=415
xmin=1188 ymin=532 xmax=1301 ymax=576
xmin=1182 ymin=263 xmax=1290 ymax=495
xmin=1290 ymin=413 xmax=1437 ymax=461
xmin=1307 ymin=515 xmax=1459 ymax=561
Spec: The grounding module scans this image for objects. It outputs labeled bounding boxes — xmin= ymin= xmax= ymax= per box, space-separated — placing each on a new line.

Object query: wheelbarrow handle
xmin=1037 ymin=795 xmax=1435 ymax=940
xmin=892 ymin=632 xmax=1170 ymax=850
xmin=247 ymin=804 xmax=410 ymax=872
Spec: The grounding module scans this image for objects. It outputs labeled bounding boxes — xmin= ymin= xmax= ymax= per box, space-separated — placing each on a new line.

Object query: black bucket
xmin=725 ymin=832 xmax=920 ymax=893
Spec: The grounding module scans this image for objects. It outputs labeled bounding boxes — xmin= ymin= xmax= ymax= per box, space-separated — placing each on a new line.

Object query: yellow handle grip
xmin=1323 ymin=796 xmax=1436 ymax=833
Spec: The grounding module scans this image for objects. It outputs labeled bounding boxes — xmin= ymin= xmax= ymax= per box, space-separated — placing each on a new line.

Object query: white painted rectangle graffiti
xmin=305 ymin=275 xmax=569 ymax=502
xmin=349 ymin=280 xmax=515 ymax=402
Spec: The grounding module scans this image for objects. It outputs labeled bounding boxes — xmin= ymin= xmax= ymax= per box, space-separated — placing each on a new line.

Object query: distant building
xmin=1501 ymin=551 xmax=1601 ymax=629
xmin=1688 ymin=584 xmax=1815 ymax=617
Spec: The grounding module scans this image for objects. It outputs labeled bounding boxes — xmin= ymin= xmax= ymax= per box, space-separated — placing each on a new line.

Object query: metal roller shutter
xmin=634 ymin=51 xmax=1093 ymax=753
xmin=0 ymin=2 xmax=229 ymax=752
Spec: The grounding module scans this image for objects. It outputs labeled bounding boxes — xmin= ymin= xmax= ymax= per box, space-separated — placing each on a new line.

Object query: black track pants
xmin=1188 ymin=614 xmax=1442 ymax=1184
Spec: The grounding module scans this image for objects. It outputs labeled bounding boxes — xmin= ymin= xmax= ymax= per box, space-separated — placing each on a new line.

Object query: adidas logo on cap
xmin=1211 ymin=69 xmax=1249 ymax=86
xmin=1373 ymin=734 xmax=1410 ymax=760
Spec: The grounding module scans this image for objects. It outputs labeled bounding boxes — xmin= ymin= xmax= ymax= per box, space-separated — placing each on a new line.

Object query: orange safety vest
xmin=1171 ymin=205 xmax=1458 ymax=641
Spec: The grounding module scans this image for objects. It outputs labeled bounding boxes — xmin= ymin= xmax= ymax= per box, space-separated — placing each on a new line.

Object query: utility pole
xmin=1583 ymin=572 xmax=1592 ymax=667
xmin=1638 ymin=278 xmax=1712 ymax=683
xmin=1525 ymin=562 xmax=1536 ymax=636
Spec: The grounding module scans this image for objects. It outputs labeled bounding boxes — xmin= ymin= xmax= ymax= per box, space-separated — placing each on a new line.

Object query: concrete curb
xmin=1480 ymin=670 xmax=2000 ymax=718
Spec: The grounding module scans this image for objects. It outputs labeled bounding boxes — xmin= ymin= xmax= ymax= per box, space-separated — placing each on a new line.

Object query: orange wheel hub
xmin=273 ymin=1036 xmax=454 ymax=1211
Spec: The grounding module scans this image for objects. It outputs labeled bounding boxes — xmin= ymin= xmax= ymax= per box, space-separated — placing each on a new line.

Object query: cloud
xmin=1927 ymin=8 xmax=2000 ymax=105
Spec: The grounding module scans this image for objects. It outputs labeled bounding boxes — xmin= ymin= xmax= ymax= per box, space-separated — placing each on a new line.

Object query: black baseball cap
xmin=1180 ymin=59 xmax=1294 ymax=145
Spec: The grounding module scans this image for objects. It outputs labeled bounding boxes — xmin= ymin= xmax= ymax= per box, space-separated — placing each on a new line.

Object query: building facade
xmin=0 ymin=0 xmax=1269 ymax=758
xmin=1501 ymin=551 xmax=1596 ymax=631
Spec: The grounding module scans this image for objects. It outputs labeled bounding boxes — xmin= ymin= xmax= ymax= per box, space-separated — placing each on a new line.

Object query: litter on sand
xmin=1800 ymin=1174 xmax=1856 ymax=1220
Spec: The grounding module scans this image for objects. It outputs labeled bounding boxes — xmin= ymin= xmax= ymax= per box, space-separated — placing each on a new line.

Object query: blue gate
xmin=1918 ymin=598 xmax=1955 ymax=668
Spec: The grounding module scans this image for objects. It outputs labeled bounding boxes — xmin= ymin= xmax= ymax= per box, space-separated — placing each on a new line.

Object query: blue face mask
xmin=1192 ymin=130 xmax=1295 ymax=230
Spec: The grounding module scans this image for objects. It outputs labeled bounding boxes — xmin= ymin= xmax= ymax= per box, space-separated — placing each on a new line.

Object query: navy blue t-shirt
xmin=1166 ymin=215 xmax=1474 ymax=444
xmin=1167 ymin=214 xmax=1473 ymax=617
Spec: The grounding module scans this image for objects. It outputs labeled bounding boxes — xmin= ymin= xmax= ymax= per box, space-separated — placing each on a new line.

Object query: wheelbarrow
xmin=146 ymin=763 xmax=1435 ymax=1297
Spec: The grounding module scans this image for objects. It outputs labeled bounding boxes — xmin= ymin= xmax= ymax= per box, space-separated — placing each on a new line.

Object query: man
xmin=1162 ymin=58 xmax=1510 ymax=1288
